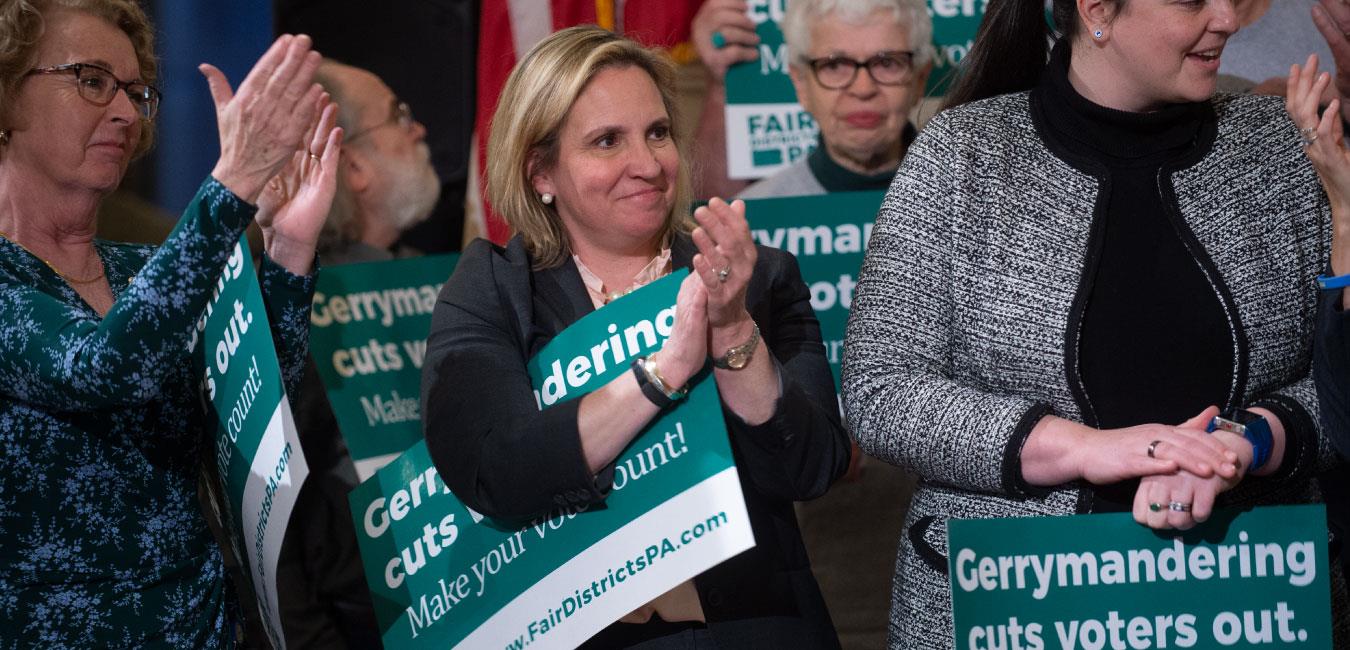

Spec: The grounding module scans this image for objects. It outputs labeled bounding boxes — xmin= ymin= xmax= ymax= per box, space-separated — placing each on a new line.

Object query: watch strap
xmin=1317 ymin=273 xmax=1350 ymax=291
xmin=1206 ymin=408 xmax=1274 ymax=471
xmin=712 ymin=322 xmax=760 ymax=370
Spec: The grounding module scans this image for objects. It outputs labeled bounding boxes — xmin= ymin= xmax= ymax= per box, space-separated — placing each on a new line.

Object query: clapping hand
xmin=202 ymin=34 xmax=323 ymax=204
xmin=255 ymin=97 xmax=343 ymax=275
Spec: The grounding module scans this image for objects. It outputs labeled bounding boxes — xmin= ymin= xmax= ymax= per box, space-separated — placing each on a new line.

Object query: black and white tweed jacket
xmin=842 ymin=90 xmax=1346 ymax=648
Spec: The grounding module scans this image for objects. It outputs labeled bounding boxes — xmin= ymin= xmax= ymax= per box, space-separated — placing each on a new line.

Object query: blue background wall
xmin=151 ymin=1 xmax=272 ymax=214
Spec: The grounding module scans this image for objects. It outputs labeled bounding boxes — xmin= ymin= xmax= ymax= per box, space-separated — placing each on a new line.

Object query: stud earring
xmin=0 ymin=130 xmax=9 ymax=145
xmin=1094 ymin=29 xmax=1103 ymax=39
xmin=540 ymin=192 xmax=554 ymax=205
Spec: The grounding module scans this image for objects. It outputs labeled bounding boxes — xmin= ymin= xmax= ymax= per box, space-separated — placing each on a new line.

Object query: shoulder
xmin=736 ymin=159 xmax=823 ymax=200
xmin=919 ymin=92 xmax=1035 ymax=146
xmin=439 ymin=236 xmax=533 ymax=314
xmin=899 ymin=92 xmax=1040 ymax=181
xmin=1203 ymin=93 xmax=1314 ymax=175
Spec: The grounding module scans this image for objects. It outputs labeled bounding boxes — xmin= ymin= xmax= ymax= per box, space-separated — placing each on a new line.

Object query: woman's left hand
xmin=257 ymin=96 xmax=343 ymax=276
xmin=1132 ymin=430 xmax=1252 ymax=530
xmin=691 ymin=197 xmax=757 ymax=342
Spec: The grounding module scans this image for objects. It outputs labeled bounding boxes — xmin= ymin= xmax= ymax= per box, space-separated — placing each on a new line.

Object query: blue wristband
xmin=1206 ymin=409 xmax=1273 ymax=472
xmin=1317 ymin=273 xmax=1350 ymax=290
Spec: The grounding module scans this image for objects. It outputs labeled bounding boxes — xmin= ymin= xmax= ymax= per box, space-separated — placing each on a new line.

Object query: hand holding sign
xmin=692 ymin=0 xmax=761 ymax=82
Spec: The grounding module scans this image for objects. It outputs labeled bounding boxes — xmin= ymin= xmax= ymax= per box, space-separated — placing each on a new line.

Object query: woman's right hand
xmin=1022 ymin=407 xmax=1239 ymax=487
xmin=692 ymin=0 xmax=761 ymax=83
xmin=651 ymin=272 xmax=710 ymax=390
xmin=202 ymin=34 xmax=325 ymax=204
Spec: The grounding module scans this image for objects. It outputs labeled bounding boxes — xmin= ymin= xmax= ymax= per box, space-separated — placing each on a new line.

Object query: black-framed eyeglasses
xmin=26 ymin=62 xmax=161 ymax=120
xmin=346 ymin=99 xmax=414 ymax=142
xmin=805 ymin=51 xmax=916 ymax=90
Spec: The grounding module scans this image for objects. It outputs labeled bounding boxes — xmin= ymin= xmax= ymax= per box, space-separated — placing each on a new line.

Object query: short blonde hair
xmin=0 ymin=0 xmax=158 ymax=157
xmin=486 ymin=25 xmax=693 ymax=269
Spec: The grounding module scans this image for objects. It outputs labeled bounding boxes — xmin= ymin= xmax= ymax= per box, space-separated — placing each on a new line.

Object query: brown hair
xmin=486 ymin=25 xmax=693 ymax=269
xmin=0 ymin=0 xmax=158 ymax=156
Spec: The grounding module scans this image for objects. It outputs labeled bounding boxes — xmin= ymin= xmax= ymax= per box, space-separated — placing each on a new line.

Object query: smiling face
xmin=1093 ymin=0 xmax=1239 ymax=110
xmin=788 ymin=8 xmax=929 ymax=174
xmin=531 ymin=65 xmax=679 ymax=258
xmin=6 ymin=7 xmax=143 ymax=194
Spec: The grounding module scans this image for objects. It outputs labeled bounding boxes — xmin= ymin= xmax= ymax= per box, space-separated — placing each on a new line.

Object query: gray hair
xmin=783 ymin=0 xmax=935 ymax=68
xmin=313 ymin=59 xmax=363 ymax=253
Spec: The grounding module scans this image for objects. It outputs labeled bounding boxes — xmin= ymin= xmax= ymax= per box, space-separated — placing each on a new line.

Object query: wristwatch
xmin=1205 ymin=408 xmax=1273 ymax=471
xmin=712 ymin=322 xmax=760 ymax=370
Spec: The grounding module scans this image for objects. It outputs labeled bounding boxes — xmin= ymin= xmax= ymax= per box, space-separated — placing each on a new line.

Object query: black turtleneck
xmin=807 ymin=124 xmax=917 ymax=193
xmin=1033 ymin=42 xmax=1234 ymax=511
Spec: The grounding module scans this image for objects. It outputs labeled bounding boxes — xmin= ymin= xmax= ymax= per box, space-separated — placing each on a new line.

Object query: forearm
xmin=576 ymin=369 xmax=663 ymax=474
xmin=258 ymin=253 xmax=317 ymax=398
xmin=0 ymin=177 xmax=254 ymax=409
xmin=1020 ymin=415 xmax=1089 ymax=487
xmin=709 ymin=318 xmax=777 ymax=424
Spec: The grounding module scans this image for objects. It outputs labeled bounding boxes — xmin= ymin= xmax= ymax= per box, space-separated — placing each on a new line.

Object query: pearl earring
xmin=541 ymin=193 xmax=554 ymax=205
xmin=1094 ymin=30 xmax=1103 ymax=39
xmin=0 ymin=130 xmax=9 ymax=145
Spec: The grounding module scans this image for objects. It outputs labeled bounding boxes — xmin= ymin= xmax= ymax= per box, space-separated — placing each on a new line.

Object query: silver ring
xmin=717 ymin=268 xmax=730 ymax=283
xmin=1301 ymin=126 xmax=1320 ymax=148
xmin=1147 ymin=440 xmax=1162 ymax=459
xmin=1168 ymin=501 xmax=1192 ymax=512
xmin=309 ymin=152 xmax=321 ymax=162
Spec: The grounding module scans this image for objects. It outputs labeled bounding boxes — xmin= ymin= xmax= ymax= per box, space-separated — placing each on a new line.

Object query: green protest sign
xmin=722 ymin=3 xmax=984 ymax=178
xmin=724 ymin=0 xmax=818 ymax=179
xmin=309 ymin=254 xmax=459 ymax=479
xmin=746 ymin=190 xmax=884 ymax=389
xmin=189 ymin=237 xmax=308 ymax=649
xmin=928 ymin=0 xmax=986 ymax=95
xmin=349 ymin=270 xmax=755 ymax=649
xmin=948 ymin=505 xmax=1333 ymax=650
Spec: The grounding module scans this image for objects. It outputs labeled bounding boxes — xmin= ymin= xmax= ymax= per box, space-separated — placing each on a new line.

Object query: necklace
xmin=0 ymin=229 xmax=106 ymax=284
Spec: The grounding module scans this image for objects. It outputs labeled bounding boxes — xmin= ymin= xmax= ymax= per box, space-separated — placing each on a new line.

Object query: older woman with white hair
xmin=692 ymin=0 xmax=932 ymax=199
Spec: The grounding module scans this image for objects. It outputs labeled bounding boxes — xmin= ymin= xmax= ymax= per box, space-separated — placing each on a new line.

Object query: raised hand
xmin=691 ymin=197 xmax=757 ymax=336
xmin=1287 ymin=55 xmax=1350 ymax=280
xmin=652 ymin=272 xmax=712 ymax=391
xmin=202 ymin=34 xmax=324 ymax=203
xmin=1314 ymin=0 xmax=1350 ymax=120
xmin=692 ymin=0 xmax=761 ymax=82
xmin=256 ymin=96 xmax=343 ymax=275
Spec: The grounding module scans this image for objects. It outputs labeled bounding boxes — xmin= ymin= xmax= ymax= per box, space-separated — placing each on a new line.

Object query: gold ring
xmin=309 ymin=152 xmax=321 ymax=162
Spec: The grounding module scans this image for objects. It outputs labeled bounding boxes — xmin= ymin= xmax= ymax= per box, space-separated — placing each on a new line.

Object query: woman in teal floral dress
xmin=0 ymin=0 xmax=342 ymax=645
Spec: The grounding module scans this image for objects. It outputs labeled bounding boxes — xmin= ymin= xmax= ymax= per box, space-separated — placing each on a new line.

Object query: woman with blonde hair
xmin=422 ymin=25 xmax=849 ymax=647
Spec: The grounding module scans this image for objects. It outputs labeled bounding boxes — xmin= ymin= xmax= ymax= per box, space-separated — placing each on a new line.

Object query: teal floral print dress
xmin=0 ymin=178 xmax=315 ymax=648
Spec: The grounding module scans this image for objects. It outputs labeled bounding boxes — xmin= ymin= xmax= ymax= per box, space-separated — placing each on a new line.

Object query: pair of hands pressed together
xmin=656 ymin=197 xmax=762 ymax=391
xmin=1026 ymin=404 xmax=1264 ymax=532
xmin=200 ymin=34 xmax=342 ymax=276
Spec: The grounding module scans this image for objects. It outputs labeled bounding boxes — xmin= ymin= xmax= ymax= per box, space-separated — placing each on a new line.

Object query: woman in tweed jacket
xmin=843 ymin=0 xmax=1349 ymax=647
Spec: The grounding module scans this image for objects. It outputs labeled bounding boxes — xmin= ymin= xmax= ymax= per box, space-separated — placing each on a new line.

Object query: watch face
xmin=726 ymin=350 xmax=749 ymax=370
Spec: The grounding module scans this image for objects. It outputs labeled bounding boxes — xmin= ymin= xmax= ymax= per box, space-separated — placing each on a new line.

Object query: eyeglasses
xmin=805 ymin=51 xmax=916 ymax=90
xmin=26 ymin=63 xmax=161 ymax=120
xmin=346 ymin=99 xmax=414 ymax=142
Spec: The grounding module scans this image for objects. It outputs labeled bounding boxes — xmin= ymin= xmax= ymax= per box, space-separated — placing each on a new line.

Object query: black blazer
xmin=422 ymin=234 xmax=849 ymax=646
xmin=1315 ymin=290 xmax=1350 ymax=459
